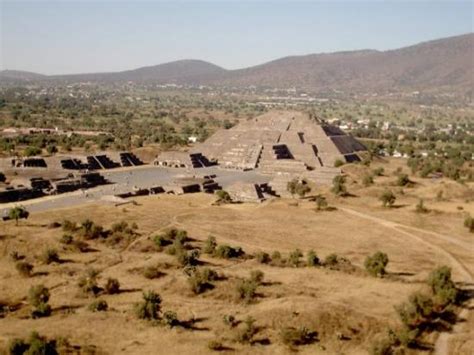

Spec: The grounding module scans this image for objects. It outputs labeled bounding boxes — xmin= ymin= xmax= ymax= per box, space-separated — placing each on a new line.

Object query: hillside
xmin=1 ymin=33 xmax=472 ymax=94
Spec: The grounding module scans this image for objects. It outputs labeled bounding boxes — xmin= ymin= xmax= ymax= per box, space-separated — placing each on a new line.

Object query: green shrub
xmin=62 ymin=219 xmax=77 ymax=232
xmin=135 ymin=291 xmax=162 ymax=320
xmin=464 ymin=215 xmax=474 ymax=233
xmin=223 ymin=314 xmax=237 ymax=327
xmin=15 ymin=261 xmax=33 ymax=277
xmin=331 ymin=175 xmax=347 ymax=196
xmin=415 ymin=199 xmax=429 ymax=213
xmin=363 ymin=174 xmax=374 ymax=187
xmin=270 ymin=251 xmax=284 ymax=266
xmin=287 ymin=179 xmax=311 ymax=198
xmin=249 ymin=270 xmax=264 ymax=285
xmin=203 ymin=236 xmax=217 ymax=254
xmin=215 ymin=190 xmax=232 ymax=203
xmin=380 ymin=190 xmax=396 ymax=207
xmin=373 ymin=167 xmax=384 ymax=176
xmin=364 ymin=252 xmax=389 ymax=277
xmin=315 ymin=195 xmax=328 ymax=210
xmin=162 ymin=310 xmax=179 ymax=327
xmin=396 ymin=174 xmax=410 ymax=187
xmin=214 ymin=245 xmax=243 ymax=259
xmin=104 ymin=278 xmax=120 ymax=294
xmin=78 ymin=268 xmax=101 ymax=296
xmin=324 ymin=253 xmax=339 ymax=267
xmin=236 ymin=316 xmax=257 ymax=343
xmin=208 ymin=340 xmax=225 ymax=351
xmin=28 ymin=285 xmax=51 ymax=318
xmin=427 ymin=266 xmax=458 ymax=306
xmin=236 ymin=279 xmax=258 ymax=304
xmin=143 ymin=266 xmax=162 ymax=279
xmin=88 ymin=299 xmax=108 ymax=312
xmin=10 ymin=332 xmax=57 ymax=355
xmin=306 ymin=250 xmax=319 ymax=266
xmin=395 ymin=292 xmax=434 ymax=329
xmin=40 ymin=248 xmax=60 ymax=264
xmin=280 ymin=326 xmax=315 ymax=347
xmin=60 ymin=234 xmax=74 ymax=245
xmin=334 ymin=159 xmax=344 ymax=168
xmin=255 ymin=251 xmax=270 ymax=264
xmin=187 ymin=267 xmax=217 ymax=294
xmin=176 ymin=249 xmax=199 ymax=267
xmin=288 ymin=249 xmax=303 ymax=267
xmin=370 ymin=337 xmax=394 ymax=355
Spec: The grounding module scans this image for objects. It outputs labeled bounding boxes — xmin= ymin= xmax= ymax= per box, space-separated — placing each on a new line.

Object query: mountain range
xmin=1 ymin=33 xmax=472 ymax=95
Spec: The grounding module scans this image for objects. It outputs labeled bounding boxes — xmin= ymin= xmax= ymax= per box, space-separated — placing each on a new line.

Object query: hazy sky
xmin=1 ymin=0 xmax=472 ymax=75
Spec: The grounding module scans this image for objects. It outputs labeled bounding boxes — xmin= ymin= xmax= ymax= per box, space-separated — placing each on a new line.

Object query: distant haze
xmin=1 ymin=1 xmax=472 ymax=75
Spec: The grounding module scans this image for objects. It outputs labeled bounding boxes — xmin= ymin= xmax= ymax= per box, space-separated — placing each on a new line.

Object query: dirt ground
xmin=0 ymin=159 xmax=472 ymax=354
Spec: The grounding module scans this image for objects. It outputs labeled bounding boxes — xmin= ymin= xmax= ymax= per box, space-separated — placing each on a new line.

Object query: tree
xmin=288 ymin=249 xmax=303 ymax=267
xmin=104 ymin=278 xmax=120 ymax=294
xmin=396 ymin=174 xmax=410 ymax=187
xmin=8 ymin=206 xmax=28 ymax=226
xmin=287 ymin=179 xmax=311 ymax=198
xmin=427 ymin=266 xmax=458 ymax=306
xmin=307 ymin=250 xmax=319 ymax=266
xmin=380 ymin=190 xmax=396 ymax=207
xmin=331 ymin=175 xmax=347 ymax=196
xmin=364 ymin=251 xmax=389 ymax=277
xmin=28 ymin=284 xmax=52 ymax=318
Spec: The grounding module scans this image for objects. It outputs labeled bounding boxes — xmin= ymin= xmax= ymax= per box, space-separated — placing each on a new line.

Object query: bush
xmin=236 ymin=316 xmax=257 ymax=343
xmin=288 ymin=249 xmax=303 ymax=267
xmin=306 ymin=250 xmax=319 ymax=266
xmin=16 ymin=261 xmax=33 ymax=277
xmin=249 ymin=270 xmax=264 ymax=285
xmin=162 ymin=310 xmax=179 ymax=327
xmin=334 ymin=159 xmax=344 ymax=168
xmin=315 ymin=195 xmax=328 ymax=211
xmin=215 ymin=190 xmax=232 ymax=203
xmin=396 ymin=174 xmax=410 ymax=187
xmin=28 ymin=284 xmax=50 ymax=308
xmin=464 ymin=215 xmax=474 ymax=233
xmin=415 ymin=199 xmax=429 ymax=213
xmin=143 ymin=266 xmax=162 ymax=280
xmin=364 ymin=252 xmax=389 ymax=277
xmin=81 ymin=219 xmax=104 ymax=240
xmin=223 ymin=314 xmax=237 ymax=327
xmin=280 ymin=326 xmax=315 ymax=347
xmin=270 ymin=251 xmax=284 ymax=266
xmin=28 ymin=285 xmax=52 ymax=318
xmin=362 ymin=174 xmax=374 ymax=187
xmin=78 ymin=268 xmax=101 ymax=296
xmin=324 ymin=253 xmax=339 ymax=267
xmin=427 ymin=266 xmax=458 ymax=306
xmin=287 ymin=179 xmax=311 ymax=198
xmin=331 ymin=175 xmax=347 ymax=196
xmin=135 ymin=291 xmax=162 ymax=320
xmin=380 ymin=190 xmax=396 ymax=207
xmin=214 ymin=245 xmax=243 ymax=259
xmin=187 ymin=267 xmax=217 ymax=294
xmin=373 ymin=167 xmax=384 ymax=176
xmin=88 ymin=299 xmax=108 ymax=312
xmin=203 ymin=236 xmax=217 ymax=254
xmin=208 ymin=340 xmax=225 ymax=351
xmin=62 ymin=219 xmax=77 ymax=232
xmin=40 ymin=248 xmax=60 ymax=264
xmin=396 ymin=292 xmax=434 ymax=329
xmin=236 ymin=279 xmax=258 ymax=303
xmin=60 ymin=234 xmax=74 ymax=245
xmin=370 ymin=337 xmax=394 ymax=355
xmin=10 ymin=332 xmax=57 ymax=355
xmin=176 ymin=249 xmax=200 ymax=267
xmin=255 ymin=251 xmax=270 ymax=264
xmin=104 ymin=278 xmax=120 ymax=294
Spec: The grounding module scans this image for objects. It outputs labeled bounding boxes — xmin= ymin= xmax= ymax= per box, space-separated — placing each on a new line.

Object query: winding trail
xmin=339 ymin=207 xmax=473 ymax=355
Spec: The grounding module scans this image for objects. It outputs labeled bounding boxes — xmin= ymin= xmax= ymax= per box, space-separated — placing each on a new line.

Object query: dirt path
xmin=339 ymin=207 xmax=473 ymax=355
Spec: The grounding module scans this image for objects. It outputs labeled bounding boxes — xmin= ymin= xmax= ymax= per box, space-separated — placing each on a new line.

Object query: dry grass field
xmin=0 ymin=159 xmax=472 ymax=354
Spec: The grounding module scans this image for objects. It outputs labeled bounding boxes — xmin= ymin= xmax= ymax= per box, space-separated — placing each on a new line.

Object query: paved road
xmin=1 ymin=165 xmax=270 ymax=214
